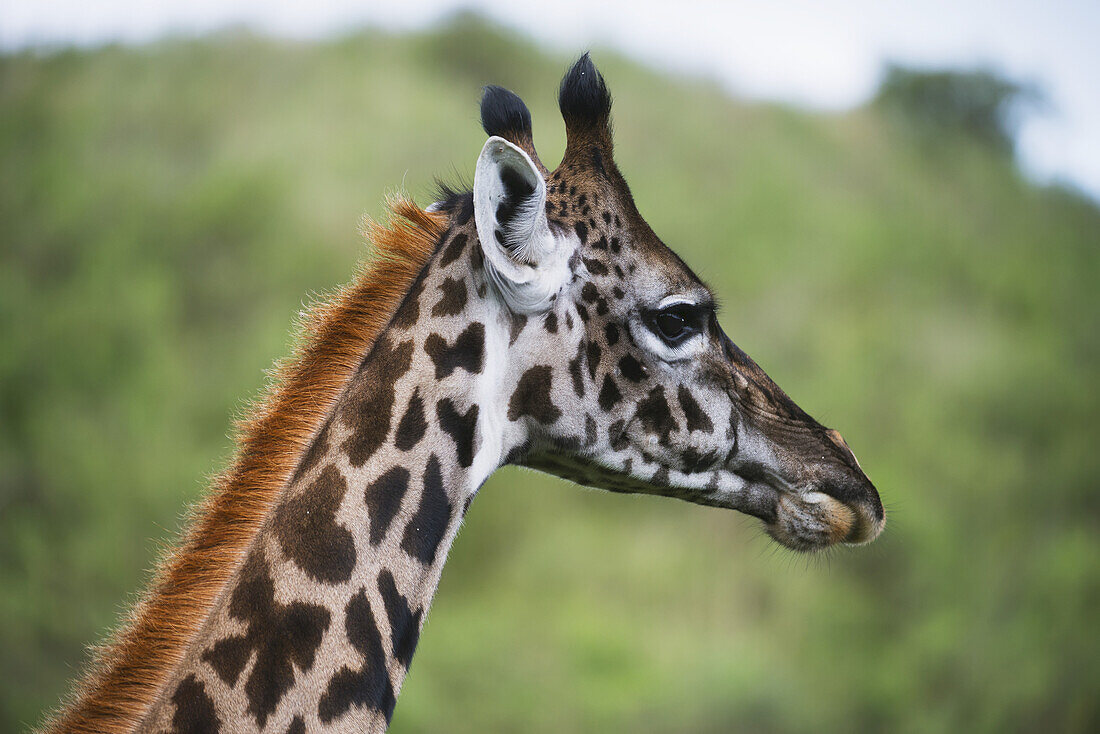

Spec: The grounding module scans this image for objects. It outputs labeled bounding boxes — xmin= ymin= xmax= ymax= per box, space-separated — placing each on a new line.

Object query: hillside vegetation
xmin=2 ymin=18 xmax=1097 ymax=733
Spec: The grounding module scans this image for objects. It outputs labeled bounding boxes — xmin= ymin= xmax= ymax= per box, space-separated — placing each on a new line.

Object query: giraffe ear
xmin=474 ymin=136 xmax=574 ymax=314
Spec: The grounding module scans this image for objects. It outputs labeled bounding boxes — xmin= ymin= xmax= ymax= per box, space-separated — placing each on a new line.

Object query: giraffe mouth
xmin=760 ymin=488 xmax=885 ymax=552
xmin=729 ymin=465 xmax=884 ymax=552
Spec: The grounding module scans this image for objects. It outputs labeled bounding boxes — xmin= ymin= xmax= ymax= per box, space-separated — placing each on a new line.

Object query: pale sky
xmin=3 ymin=0 xmax=1099 ymax=201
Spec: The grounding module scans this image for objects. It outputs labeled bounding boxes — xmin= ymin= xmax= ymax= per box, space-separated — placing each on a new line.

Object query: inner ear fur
xmin=473 ymin=137 xmax=574 ymax=314
xmin=474 ymin=138 xmax=548 ymax=264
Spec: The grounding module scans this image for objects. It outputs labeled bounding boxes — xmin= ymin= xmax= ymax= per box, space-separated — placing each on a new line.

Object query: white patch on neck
xmin=468 ymin=314 xmax=509 ymax=493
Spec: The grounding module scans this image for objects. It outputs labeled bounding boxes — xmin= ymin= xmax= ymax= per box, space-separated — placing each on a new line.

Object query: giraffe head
xmin=468 ymin=54 xmax=883 ymax=551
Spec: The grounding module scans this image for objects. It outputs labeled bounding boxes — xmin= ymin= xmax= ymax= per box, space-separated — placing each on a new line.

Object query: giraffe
xmin=44 ymin=54 xmax=884 ymax=733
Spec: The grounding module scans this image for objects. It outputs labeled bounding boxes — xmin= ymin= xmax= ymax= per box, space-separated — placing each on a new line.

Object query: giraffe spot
xmin=724 ymin=409 xmax=740 ymax=464
xmin=439 ymin=233 xmax=468 ymax=268
xmin=583 ymin=257 xmax=608 ymax=276
xmin=390 ymin=271 xmax=428 ymax=330
xmin=201 ymin=634 xmax=251 ymax=688
xmin=453 ymin=195 xmax=474 ymax=227
xmin=508 ymin=366 xmax=562 ymax=424
xmin=424 ymin=322 xmax=485 ymax=379
xmin=543 ymin=312 xmax=558 ymax=334
xmin=618 ymin=354 xmax=647 ymax=383
xmin=567 ymin=341 xmax=586 ymax=398
xmin=678 ymin=385 xmax=714 ymax=434
xmin=285 ymin=717 xmax=305 ymax=734
xmin=509 ymin=313 xmax=528 ymax=345
xmin=202 ymin=552 xmax=330 ymax=729
xmin=636 ymin=386 xmax=678 ymax=444
xmin=682 ymin=448 xmax=720 ymax=474
xmin=573 ymin=220 xmax=588 ymax=244
xmin=598 ymin=374 xmax=622 ymax=411
xmin=341 ymin=338 xmax=415 ymax=467
xmin=395 ymin=388 xmax=427 ymax=451
xmin=365 ymin=467 xmax=410 ymax=546
xmin=274 ymin=465 xmax=356 ymax=584
xmin=431 ymin=276 xmax=468 ymax=317
xmin=292 ymin=417 xmax=331 ymax=483
xmin=437 ymin=399 xmax=479 ymax=469
xmin=586 ymin=341 xmax=602 ymax=381
xmin=169 ymin=674 xmax=220 ymax=734
xmin=604 ymin=323 xmax=620 ymax=346
xmin=609 ymin=419 xmax=629 ymax=450
xmin=318 ymin=588 xmax=396 ymax=725
xmin=378 ymin=569 xmax=423 ymax=669
xmin=401 ymin=454 xmax=453 ymax=565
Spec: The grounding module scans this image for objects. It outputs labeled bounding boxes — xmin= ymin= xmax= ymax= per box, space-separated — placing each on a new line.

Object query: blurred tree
xmin=873 ymin=64 xmax=1040 ymax=154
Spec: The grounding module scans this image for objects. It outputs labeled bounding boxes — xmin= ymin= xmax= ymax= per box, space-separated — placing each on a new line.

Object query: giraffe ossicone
xmin=45 ymin=53 xmax=884 ymax=734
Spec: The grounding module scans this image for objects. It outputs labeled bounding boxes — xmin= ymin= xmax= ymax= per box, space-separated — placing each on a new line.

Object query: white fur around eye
xmin=631 ymin=296 xmax=708 ymax=363
xmin=631 ymin=313 xmax=706 ymax=363
xmin=657 ymin=295 xmax=695 ymax=309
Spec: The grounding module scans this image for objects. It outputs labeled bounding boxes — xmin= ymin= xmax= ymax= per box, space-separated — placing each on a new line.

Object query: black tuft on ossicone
xmin=481 ymin=85 xmax=533 ymax=142
xmin=558 ymin=52 xmax=612 ymax=136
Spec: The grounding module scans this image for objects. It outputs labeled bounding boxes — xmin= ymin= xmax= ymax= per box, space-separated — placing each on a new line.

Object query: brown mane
xmin=43 ymin=199 xmax=447 ymax=734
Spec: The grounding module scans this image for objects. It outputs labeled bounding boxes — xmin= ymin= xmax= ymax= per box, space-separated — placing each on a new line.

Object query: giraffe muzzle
xmin=763 ymin=489 xmax=884 ymax=552
xmin=746 ymin=459 xmax=884 ymax=551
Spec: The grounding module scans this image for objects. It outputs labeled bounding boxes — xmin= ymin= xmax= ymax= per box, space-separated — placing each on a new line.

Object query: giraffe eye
xmin=655 ymin=311 xmax=687 ymax=340
xmin=645 ymin=303 xmax=705 ymax=346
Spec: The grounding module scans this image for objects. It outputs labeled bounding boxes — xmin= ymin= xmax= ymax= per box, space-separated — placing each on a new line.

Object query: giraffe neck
xmin=144 ymin=212 xmax=523 ymax=733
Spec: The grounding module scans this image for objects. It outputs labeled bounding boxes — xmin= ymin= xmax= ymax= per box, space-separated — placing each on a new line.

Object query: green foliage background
xmin=2 ymin=18 xmax=1098 ymax=733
